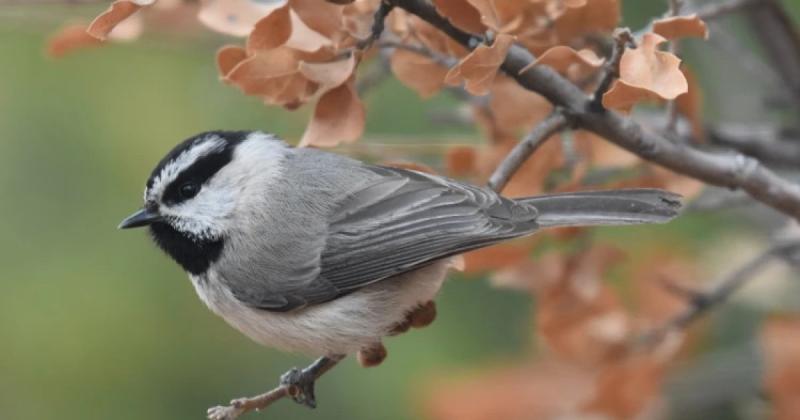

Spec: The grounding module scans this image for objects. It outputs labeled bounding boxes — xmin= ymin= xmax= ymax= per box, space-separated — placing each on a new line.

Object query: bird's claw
xmin=280 ymin=367 xmax=317 ymax=408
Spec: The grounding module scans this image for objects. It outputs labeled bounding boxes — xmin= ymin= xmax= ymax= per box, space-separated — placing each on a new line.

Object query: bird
xmin=119 ymin=130 xmax=682 ymax=410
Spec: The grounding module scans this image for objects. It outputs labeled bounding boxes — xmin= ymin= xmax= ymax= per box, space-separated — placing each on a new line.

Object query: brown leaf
xmin=300 ymin=80 xmax=365 ymax=147
xmin=424 ymin=361 xmax=595 ymax=420
xmin=489 ymin=76 xmax=552 ymax=132
xmin=582 ymin=354 xmax=667 ymax=418
xmin=445 ymin=146 xmax=477 ymax=177
xmin=554 ymin=0 xmax=620 ymax=43
xmin=432 ymin=0 xmax=486 ymax=33
xmin=216 ymin=45 xmax=248 ymax=77
xmin=289 ymin=0 xmax=346 ymax=45
xmin=519 ymin=45 xmax=604 ymax=77
xmin=481 ymin=134 xmax=564 ymax=198
xmin=198 ymin=0 xmax=278 ymax=37
xmin=445 ymin=33 xmax=515 ymax=96
xmin=47 ymin=24 xmax=103 ymax=58
xmin=86 ymin=1 xmax=144 ymax=40
xmin=653 ymin=14 xmax=709 ymax=41
xmin=462 ymin=239 xmax=539 ymax=273
xmin=760 ymin=316 xmax=800 ymax=420
xmin=247 ymin=3 xmax=293 ymax=52
xmin=299 ymin=54 xmax=356 ymax=93
xmin=573 ymin=130 xmax=640 ymax=168
xmin=676 ymin=66 xmax=705 ymax=141
xmin=390 ymin=49 xmax=449 ymax=98
xmin=602 ymin=33 xmax=688 ymax=112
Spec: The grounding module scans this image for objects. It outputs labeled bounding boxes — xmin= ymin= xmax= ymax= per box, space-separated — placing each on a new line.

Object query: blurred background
xmin=1 ymin=1 xmax=800 ymax=419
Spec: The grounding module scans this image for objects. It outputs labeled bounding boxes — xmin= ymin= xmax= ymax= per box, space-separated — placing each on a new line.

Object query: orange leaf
xmin=247 ymin=3 xmax=293 ymax=51
xmin=519 ymin=45 xmax=604 ymax=77
xmin=653 ymin=14 xmax=709 ymax=41
xmin=432 ymin=0 xmax=486 ymax=33
xmin=390 ymin=49 xmax=449 ymax=98
xmin=445 ymin=33 xmax=514 ymax=96
xmin=445 ymin=146 xmax=477 ymax=177
xmin=86 ymin=1 xmax=143 ymax=40
xmin=602 ymin=33 xmax=688 ymax=112
xmin=573 ymin=130 xmax=639 ymax=168
xmin=300 ymin=80 xmax=365 ymax=147
xmin=47 ymin=24 xmax=103 ymax=58
xmin=489 ymin=76 xmax=552 ymax=132
xmin=216 ymin=45 xmax=248 ymax=77
xmin=676 ymin=66 xmax=705 ymax=140
xmin=289 ymin=0 xmax=345 ymax=44
xmin=582 ymin=354 xmax=667 ymax=418
xmin=198 ymin=0 xmax=277 ymax=37
xmin=299 ymin=54 xmax=356 ymax=93
xmin=554 ymin=0 xmax=620 ymax=42
xmin=760 ymin=316 xmax=800 ymax=420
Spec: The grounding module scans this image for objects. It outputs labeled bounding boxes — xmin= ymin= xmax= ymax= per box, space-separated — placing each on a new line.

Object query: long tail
xmin=519 ymin=189 xmax=683 ymax=228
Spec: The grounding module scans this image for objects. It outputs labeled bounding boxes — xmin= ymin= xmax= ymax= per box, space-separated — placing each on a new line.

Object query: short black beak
xmin=118 ymin=207 xmax=163 ymax=229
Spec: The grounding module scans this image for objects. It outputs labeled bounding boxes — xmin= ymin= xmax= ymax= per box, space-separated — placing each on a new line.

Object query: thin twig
xmin=487 ymin=111 xmax=570 ymax=192
xmin=207 ymin=356 xmax=344 ymax=420
xmin=664 ymin=0 xmax=684 ymax=134
xmin=591 ymin=28 xmax=634 ymax=111
xmin=356 ymin=0 xmax=395 ymax=51
xmin=389 ymin=0 xmax=800 ymax=221
xmin=638 ymin=240 xmax=800 ymax=347
xmin=376 ymin=40 xmax=458 ymax=68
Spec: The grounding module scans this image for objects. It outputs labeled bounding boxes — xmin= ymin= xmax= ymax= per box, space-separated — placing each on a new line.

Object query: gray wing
xmin=236 ymin=165 xmax=541 ymax=312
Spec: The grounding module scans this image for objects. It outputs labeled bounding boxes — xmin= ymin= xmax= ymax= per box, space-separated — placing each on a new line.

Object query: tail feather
xmin=520 ymin=189 xmax=683 ymax=228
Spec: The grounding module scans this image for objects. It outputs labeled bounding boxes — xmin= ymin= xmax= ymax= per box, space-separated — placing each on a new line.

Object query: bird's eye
xmin=180 ymin=182 xmax=200 ymax=199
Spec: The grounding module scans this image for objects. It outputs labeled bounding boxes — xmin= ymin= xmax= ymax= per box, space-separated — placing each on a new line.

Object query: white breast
xmin=190 ymin=259 xmax=452 ymax=357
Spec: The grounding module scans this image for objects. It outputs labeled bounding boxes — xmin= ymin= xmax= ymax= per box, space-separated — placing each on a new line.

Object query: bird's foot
xmin=280 ymin=366 xmax=319 ymax=408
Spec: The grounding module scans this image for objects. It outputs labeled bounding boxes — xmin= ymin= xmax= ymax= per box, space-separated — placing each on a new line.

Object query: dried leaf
xmin=300 ymin=80 xmax=365 ymax=147
xmin=582 ymin=354 xmax=667 ymax=418
xmin=299 ymin=54 xmax=356 ymax=93
xmin=47 ymin=24 xmax=103 ymax=58
xmin=676 ymin=66 xmax=705 ymax=141
xmin=489 ymin=76 xmax=552 ymax=132
xmin=445 ymin=33 xmax=514 ymax=96
xmin=432 ymin=0 xmax=486 ymax=33
xmin=198 ymin=0 xmax=278 ymax=37
xmin=87 ymin=1 xmax=144 ymax=40
xmin=425 ymin=361 xmax=595 ymax=420
xmin=390 ymin=49 xmax=449 ymax=98
xmin=573 ymin=130 xmax=639 ymax=168
xmin=653 ymin=14 xmax=709 ymax=40
xmin=554 ymin=0 xmax=620 ymax=43
xmin=289 ymin=0 xmax=346 ymax=45
xmin=247 ymin=3 xmax=293 ymax=51
xmin=216 ymin=45 xmax=248 ymax=77
xmin=445 ymin=146 xmax=477 ymax=177
xmin=760 ymin=316 xmax=800 ymax=420
xmin=462 ymin=239 xmax=537 ymax=273
xmin=519 ymin=45 xmax=604 ymax=76
xmin=602 ymin=33 xmax=688 ymax=112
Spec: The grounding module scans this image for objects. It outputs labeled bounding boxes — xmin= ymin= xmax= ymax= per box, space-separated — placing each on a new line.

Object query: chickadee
xmin=120 ymin=130 xmax=681 ymax=408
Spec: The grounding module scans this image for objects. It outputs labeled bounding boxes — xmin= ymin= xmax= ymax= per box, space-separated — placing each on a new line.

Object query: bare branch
xmin=708 ymin=125 xmax=800 ymax=168
xmin=356 ymin=0 xmax=394 ymax=51
xmin=388 ymin=0 xmax=800 ymax=220
xmin=591 ymin=28 xmax=634 ymax=111
xmin=638 ymin=240 xmax=800 ymax=346
xmin=207 ymin=356 xmax=344 ymax=420
xmin=487 ymin=111 xmax=570 ymax=192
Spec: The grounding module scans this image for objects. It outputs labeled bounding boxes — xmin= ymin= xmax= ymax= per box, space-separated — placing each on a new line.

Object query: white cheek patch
xmin=156 ymin=132 xmax=288 ymax=240
xmin=145 ymin=137 xmax=227 ymax=202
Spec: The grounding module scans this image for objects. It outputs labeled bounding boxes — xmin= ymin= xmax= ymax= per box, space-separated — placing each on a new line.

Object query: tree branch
xmin=207 ymin=356 xmax=344 ymax=420
xmin=487 ymin=111 xmax=569 ymax=192
xmin=591 ymin=28 xmax=634 ymax=111
xmin=638 ymin=240 xmax=800 ymax=346
xmin=387 ymin=0 xmax=800 ymax=221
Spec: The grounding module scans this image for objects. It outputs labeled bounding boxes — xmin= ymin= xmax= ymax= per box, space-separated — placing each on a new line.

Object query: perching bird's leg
xmin=280 ymin=355 xmax=344 ymax=408
xmin=207 ymin=355 xmax=345 ymax=420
